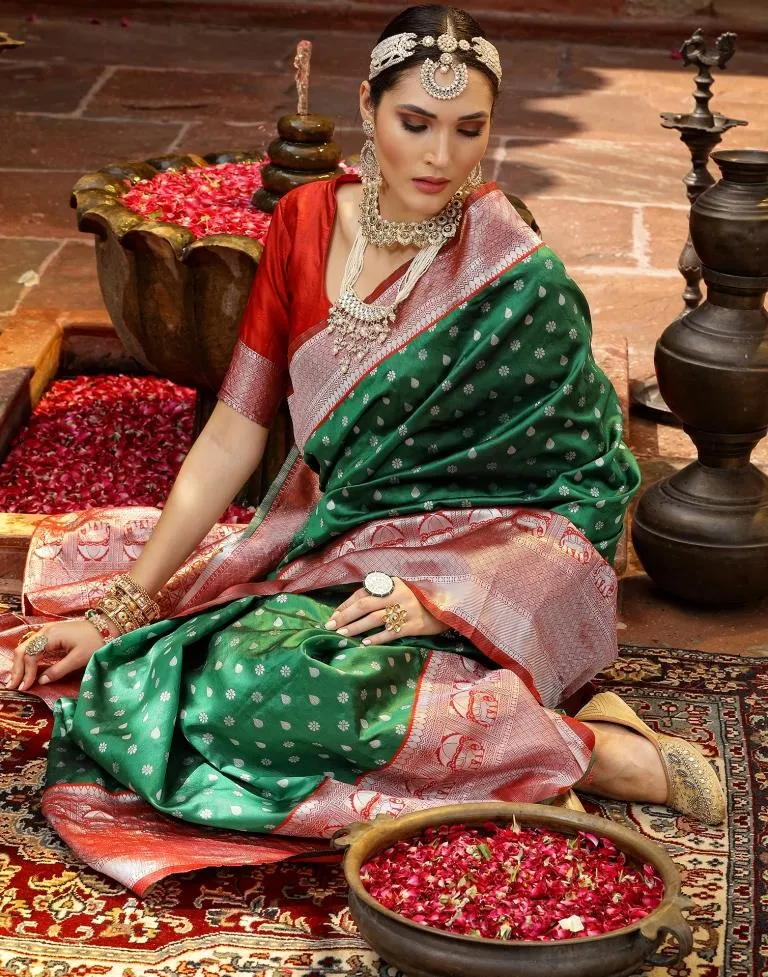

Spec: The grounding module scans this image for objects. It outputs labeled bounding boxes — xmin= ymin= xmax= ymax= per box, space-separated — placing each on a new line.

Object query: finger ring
xmin=23 ymin=633 xmax=48 ymax=658
xmin=364 ymin=571 xmax=395 ymax=598
xmin=383 ymin=603 xmax=407 ymax=633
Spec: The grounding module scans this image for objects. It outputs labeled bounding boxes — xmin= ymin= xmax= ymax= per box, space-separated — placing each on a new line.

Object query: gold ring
xmin=23 ymin=633 xmax=48 ymax=658
xmin=383 ymin=603 xmax=407 ymax=633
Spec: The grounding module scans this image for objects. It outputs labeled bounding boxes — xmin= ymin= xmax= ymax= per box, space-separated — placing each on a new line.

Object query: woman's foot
xmin=575 ymin=691 xmax=726 ymax=826
xmin=581 ymin=720 xmax=668 ymax=804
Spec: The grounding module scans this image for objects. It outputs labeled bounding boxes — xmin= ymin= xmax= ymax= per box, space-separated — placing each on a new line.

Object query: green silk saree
xmin=0 ymin=181 xmax=640 ymax=892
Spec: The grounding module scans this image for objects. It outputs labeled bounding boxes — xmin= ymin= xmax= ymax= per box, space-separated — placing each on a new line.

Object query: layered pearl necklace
xmin=327 ymin=176 xmax=474 ymax=372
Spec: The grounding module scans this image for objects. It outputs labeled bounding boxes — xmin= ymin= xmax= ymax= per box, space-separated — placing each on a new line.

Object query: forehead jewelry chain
xmin=369 ymin=27 xmax=502 ymax=101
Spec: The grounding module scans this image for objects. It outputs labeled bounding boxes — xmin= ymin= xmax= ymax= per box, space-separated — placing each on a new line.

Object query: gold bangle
xmin=97 ymin=594 xmax=144 ymax=633
xmin=85 ymin=608 xmax=117 ymax=640
xmin=115 ymin=574 xmax=160 ymax=620
xmin=101 ymin=588 xmax=151 ymax=626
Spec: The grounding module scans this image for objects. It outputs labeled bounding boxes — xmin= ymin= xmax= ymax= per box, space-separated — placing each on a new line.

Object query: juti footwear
xmin=550 ymin=790 xmax=587 ymax=814
xmin=575 ymin=690 xmax=726 ymax=826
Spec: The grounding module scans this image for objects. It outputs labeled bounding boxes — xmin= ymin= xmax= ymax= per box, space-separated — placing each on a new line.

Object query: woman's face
xmin=360 ymin=63 xmax=494 ymax=222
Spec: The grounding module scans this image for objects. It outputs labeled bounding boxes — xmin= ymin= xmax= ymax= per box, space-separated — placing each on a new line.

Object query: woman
xmin=1 ymin=4 xmax=724 ymax=894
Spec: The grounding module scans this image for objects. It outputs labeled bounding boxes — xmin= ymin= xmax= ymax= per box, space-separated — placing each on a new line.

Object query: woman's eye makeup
xmin=400 ymin=118 xmax=486 ymax=139
xmin=400 ymin=118 xmax=484 ymax=139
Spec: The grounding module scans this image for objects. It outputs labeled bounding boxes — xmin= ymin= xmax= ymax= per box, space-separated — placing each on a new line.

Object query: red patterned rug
xmin=0 ymin=644 xmax=756 ymax=977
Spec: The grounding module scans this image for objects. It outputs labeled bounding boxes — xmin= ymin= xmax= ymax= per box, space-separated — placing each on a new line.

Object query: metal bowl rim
xmin=341 ymin=801 xmax=682 ymax=949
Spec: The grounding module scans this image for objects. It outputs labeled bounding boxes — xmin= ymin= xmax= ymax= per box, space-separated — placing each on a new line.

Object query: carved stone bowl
xmin=71 ymin=151 xmax=264 ymax=394
xmin=333 ymin=802 xmax=692 ymax=977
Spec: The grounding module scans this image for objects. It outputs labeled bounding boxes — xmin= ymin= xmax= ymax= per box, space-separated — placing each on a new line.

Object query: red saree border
xmin=405 ymin=580 xmax=541 ymax=701
xmin=275 ymin=648 xmax=593 ymax=838
xmin=286 ymin=179 xmax=501 ymax=364
xmin=218 ymin=339 xmax=286 ymax=428
xmin=287 ymin=187 xmax=541 ymax=450
xmin=41 ymin=784 xmax=322 ymax=895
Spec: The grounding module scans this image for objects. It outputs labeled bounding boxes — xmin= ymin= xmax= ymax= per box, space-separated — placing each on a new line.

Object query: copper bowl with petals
xmin=332 ymin=802 xmax=692 ymax=977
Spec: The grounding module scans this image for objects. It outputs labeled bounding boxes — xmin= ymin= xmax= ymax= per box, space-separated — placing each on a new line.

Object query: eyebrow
xmin=396 ymin=103 xmax=488 ymax=121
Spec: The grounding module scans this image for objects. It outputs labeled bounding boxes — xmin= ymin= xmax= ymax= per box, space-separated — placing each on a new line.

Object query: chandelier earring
xmin=467 ymin=162 xmax=483 ymax=190
xmin=360 ymin=119 xmax=380 ymax=184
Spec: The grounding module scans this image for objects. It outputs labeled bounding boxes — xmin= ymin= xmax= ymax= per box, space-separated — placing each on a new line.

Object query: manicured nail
xmin=362 ymin=638 xmax=371 ymax=646
xmin=338 ymin=627 xmax=349 ymax=636
xmin=325 ymin=619 xmax=337 ymax=630
xmin=38 ymin=675 xmax=49 ymax=685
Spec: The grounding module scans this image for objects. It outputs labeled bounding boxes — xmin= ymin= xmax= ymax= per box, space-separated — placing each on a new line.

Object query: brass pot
xmin=333 ymin=803 xmax=691 ymax=977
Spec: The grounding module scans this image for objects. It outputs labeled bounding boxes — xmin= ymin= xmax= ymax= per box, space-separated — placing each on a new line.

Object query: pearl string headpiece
xmin=369 ymin=26 xmax=502 ymax=100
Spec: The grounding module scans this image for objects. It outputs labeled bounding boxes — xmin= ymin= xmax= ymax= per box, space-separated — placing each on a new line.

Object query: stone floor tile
xmin=569 ymin=270 xmax=681 ymax=348
xmin=0 ymin=59 xmax=104 ymax=114
xmin=565 ymin=42 xmax=768 ymax=105
xmin=494 ymin=89 xmax=696 ymax=145
xmin=288 ymin=29 xmax=380 ymax=79
xmin=531 ymin=199 xmax=636 ymax=267
xmin=172 ymin=120 xmax=272 ymax=157
xmin=84 ymin=67 xmax=281 ymax=122
xmin=19 ymin=241 xmax=104 ymax=312
xmin=4 ymin=16 xmax=296 ymax=72
xmin=485 ymin=40 xmax=566 ymax=92
xmin=642 ymin=205 xmax=689 ymax=272
xmin=620 ymin=570 xmax=768 ymax=653
xmin=0 ymin=239 xmax=59 ymax=314
xmin=0 ymin=171 xmax=82 ymax=238
xmin=2 ymin=112 xmax=180 ymax=170
xmin=0 ymin=307 xmax=61 ymax=375
xmin=84 ymin=66 xmax=362 ymax=127
xmin=498 ymin=139 xmax=691 ymax=204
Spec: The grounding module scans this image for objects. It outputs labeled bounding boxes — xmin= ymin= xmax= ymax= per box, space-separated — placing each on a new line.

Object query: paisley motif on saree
xmin=0 ymin=184 xmax=640 ymax=893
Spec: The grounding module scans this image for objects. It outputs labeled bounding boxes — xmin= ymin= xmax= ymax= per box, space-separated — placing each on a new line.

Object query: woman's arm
xmin=128 ymin=400 xmax=269 ymax=598
xmin=7 ymin=400 xmax=270 ymax=691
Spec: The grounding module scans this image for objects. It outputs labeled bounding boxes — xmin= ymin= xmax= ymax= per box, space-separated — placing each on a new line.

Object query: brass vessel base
xmin=633 ymin=462 xmax=768 ymax=605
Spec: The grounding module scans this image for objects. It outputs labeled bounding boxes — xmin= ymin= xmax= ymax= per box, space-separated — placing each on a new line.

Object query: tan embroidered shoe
xmin=550 ymin=790 xmax=587 ymax=814
xmin=575 ymin=690 xmax=726 ymax=826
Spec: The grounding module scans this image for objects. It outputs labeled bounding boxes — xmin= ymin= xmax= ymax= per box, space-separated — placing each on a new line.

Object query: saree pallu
xmin=0 ymin=184 xmax=640 ymax=893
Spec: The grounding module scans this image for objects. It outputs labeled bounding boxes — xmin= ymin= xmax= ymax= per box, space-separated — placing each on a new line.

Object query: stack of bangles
xmin=84 ymin=574 xmax=160 ymax=639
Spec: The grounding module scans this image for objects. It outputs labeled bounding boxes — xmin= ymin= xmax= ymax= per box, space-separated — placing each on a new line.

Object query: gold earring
xmin=360 ymin=120 xmax=380 ymax=183
xmin=468 ymin=162 xmax=483 ymax=188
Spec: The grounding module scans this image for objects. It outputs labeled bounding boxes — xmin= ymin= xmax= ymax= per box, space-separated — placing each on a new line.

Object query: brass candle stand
xmin=632 ymin=149 xmax=768 ymax=605
xmin=631 ymin=29 xmax=747 ymax=423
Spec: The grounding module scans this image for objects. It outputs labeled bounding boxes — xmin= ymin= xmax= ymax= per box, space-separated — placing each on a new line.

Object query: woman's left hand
xmin=326 ymin=577 xmax=447 ymax=646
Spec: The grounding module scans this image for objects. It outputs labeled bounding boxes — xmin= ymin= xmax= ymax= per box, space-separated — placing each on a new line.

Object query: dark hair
xmin=369 ymin=5 xmax=500 ymax=108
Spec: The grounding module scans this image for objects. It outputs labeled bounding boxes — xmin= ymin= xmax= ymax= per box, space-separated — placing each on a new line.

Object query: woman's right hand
xmin=4 ymin=619 xmax=111 ymax=692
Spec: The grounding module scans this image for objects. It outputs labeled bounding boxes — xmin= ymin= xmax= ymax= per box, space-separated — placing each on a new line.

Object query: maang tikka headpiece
xmin=369 ymin=24 xmax=502 ymax=101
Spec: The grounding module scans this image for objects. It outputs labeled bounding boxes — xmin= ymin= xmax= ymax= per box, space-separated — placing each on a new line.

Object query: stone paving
xmin=1 ymin=12 xmax=767 ymax=645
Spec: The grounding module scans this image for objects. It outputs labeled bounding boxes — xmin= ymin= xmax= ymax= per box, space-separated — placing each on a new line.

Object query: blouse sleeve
xmin=217 ymin=196 xmax=293 ymax=428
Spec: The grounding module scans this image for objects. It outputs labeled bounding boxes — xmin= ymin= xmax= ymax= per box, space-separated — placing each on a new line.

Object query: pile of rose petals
xmin=121 ymin=159 xmax=358 ymax=242
xmin=0 ymin=375 xmax=253 ymax=524
xmin=122 ymin=161 xmax=273 ymax=241
xmin=360 ymin=821 xmax=665 ymax=942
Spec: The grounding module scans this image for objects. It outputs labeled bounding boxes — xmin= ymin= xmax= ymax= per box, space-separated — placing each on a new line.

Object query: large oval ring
xmin=23 ymin=632 xmax=49 ymax=658
xmin=364 ymin=571 xmax=395 ymax=599
xmin=383 ymin=603 xmax=407 ymax=633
